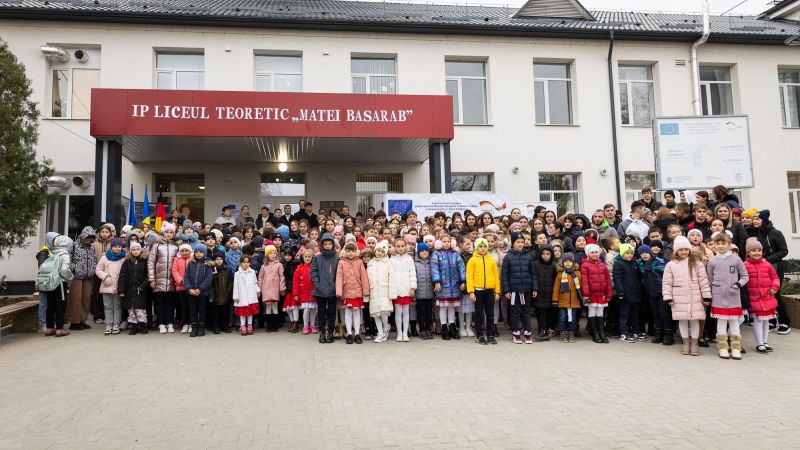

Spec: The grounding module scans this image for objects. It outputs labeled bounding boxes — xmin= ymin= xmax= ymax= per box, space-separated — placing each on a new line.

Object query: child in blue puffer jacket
xmin=637 ymin=244 xmax=673 ymax=346
xmin=431 ymin=234 xmax=466 ymax=341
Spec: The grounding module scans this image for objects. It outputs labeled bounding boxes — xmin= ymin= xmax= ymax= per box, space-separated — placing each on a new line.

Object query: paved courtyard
xmin=1 ymin=324 xmax=798 ymax=449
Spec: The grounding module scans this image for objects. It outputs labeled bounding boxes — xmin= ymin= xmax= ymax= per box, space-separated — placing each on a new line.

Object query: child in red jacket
xmin=581 ymin=243 xmax=612 ymax=344
xmin=743 ymin=238 xmax=780 ymax=354
xmin=293 ymin=249 xmax=317 ymax=334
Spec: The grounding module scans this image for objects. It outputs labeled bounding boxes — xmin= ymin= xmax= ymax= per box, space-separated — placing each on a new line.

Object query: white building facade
xmin=1 ymin=0 xmax=800 ymax=289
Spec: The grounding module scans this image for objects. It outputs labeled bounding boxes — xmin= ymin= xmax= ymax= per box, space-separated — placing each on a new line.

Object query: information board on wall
xmin=653 ymin=115 xmax=754 ymax=190
xmin=385 ymin=193 xmax=511 ymax=218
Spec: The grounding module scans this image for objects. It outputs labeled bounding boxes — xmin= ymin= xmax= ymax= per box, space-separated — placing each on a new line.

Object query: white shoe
xmin=181 ymin=324 xmax=190 ymax=334
xmin=167 ymin=324 xmax=175 ymax=333
xmin=104 ymin=325 xmax=112 ymax=335
xmin=159 ymin=325 xmax=167 ymax=334
xmin=466 ymin=328 xmax=475 ymax=337
xmin=397 ymin=335 xmax=403 ymax=342
xmin=402 ymin=334 xmax=410 ymax=342
xmin=374 ymin=334 xmax=384 ymax=343
xmin=460 ymin=327 xmax=467 ymax=337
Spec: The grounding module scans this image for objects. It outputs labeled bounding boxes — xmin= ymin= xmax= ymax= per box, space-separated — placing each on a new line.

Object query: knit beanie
xmin=345 ymin=233 xmax=357 ymax=243
xmin=264 ymin=245 xmax=278 ymax=256
xmin=210 ymin=229 xmax=223 ymax=239
xmin=366 ymin=236 xmax=378 ymax=245
xmin=757 ymin=210 xmax=771 ymax=222
xmin=638 ymin=244 xmax=652 ymax=256
xmin=276 ymin=225 xmax=289 ymax=240
xmin=129 ymin=242 xmax=142 ymax=251
xmin=252 ymin=235 xmax=265 ymax=249
xmin=182 ymin=219 xmax=193 ymax=229
xmin=101 ymin=223 xmax=116 ymax=233
xmin=110 ymin=237 xmax=125 ymax=248
xmin=193 ymin=222 xmax=202 ymax=231
xmin=333 ymin=225 xmax=344 ymax=235
xmin=619 ymin=243 xmax=634 ymax=257
xmin=403 ymin=234 xmax=416 ymax=246
xmin=745 ymin=237 xmax=762 ymax=253
xmin=375 ymin=240 xmax=389 ymax=253
xmin=228 ymin=237 xmax=241 ymax=246
xmin=417 ymin=243 xmax=430 ymax=254
xmin=475 ymin=238 xmax=489 ymax=249
xmin=121 ymin=225 xmax=133 ymax=235
xmin=160 ymin=222 xmax=176 ymax=235
xmin=585 ymin=243 xmax=601 ymax=255
xmin=193 ymin=243 xmax=208 ymax=254
xmin=484 ymin=224 xmax=500 ymax=234
xmin=510 ymin=232 xmax=524 ymax=244
xmin=672 ymin=236 xmax=691 ymax=252
xmin=212 ymin=251 xmax=225 ymax=260
xmin=687 ymin=229 xmax=703 ymax=240
xmin=741 ymin=208 xmax=758 ymax=219
xmin=179 ymin=243 xmax=193 ymax=254
xmin=649 ymin=240 xmax=663 ymax=250
xmin=562 ymin=253 xmax=576 ymax=263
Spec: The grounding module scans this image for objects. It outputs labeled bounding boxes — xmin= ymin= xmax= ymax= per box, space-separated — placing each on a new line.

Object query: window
xmin=356 ymin=174 xmax=402 ymax=215
xmin=624 ymin=172 xmax=661 ymax=206
xmin=539 ymin=173 xmax=579 ymax=215
xmin=445 ymin=60 xmax=488 ymax=125
xmin=451 ymin=173 xmax=493 ymax=192
xmin=789 ymin=173 xmax=800 ymax=234
xmin=154 ymin=173 xmax=205 ymax=221
xmin=534 ymin=63 xmax=572 ymax=125
xmin=779 ymin=68 xmax=800 ymax=128
xmin=46 ymin=194 xmax=94 ymax=238
xmin=619 ymin=65 xmax=655 ymax=126
xmin=255 ymin=54 xmax=302 ymax=92
xmin=351 ymin=57 xmax=396 ymax=94
xmin=48 ymin=49 xmax=100 ymax=119
xmin=700 ymin=66 xmax=734 ymax=116
xmin=155 ymin=52 xmax=204 ymax=90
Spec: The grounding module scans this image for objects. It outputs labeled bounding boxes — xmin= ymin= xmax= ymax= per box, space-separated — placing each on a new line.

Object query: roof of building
xmin=1 ymin=0 xmax=799 ymax=45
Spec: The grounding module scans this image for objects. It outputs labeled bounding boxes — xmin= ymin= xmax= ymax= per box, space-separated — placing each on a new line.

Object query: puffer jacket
xmin=336 ymin=257 xmax=370 ymax=300
xmin=466 ymin=253 xmax=500 ymax=294
xmin=147 ymin=237 xmax=178 ymax=292
xmin=581 ymin=257 xmax=612 ymax=303
xmin=744 ymin=257 xmax=779 ymax=314
xmin=95 ymin=251 xmax=125 ymax=294
xmin=367 ymin=257 xmax=394 ymax=316
xmin=118 ymin=250 xmax=149 ymax=309
xmin=755 ymin=222 xmax=788 ymax=271
xmin=552 ymin=268 xmax=582 ymax=309
xmin=311 ymin=243 xmax=339 ymax=298
xmin=707 ymin=253 xmax=748 ymax=310
xmin=258 ymin=260 xmax=285 ymax=302
xmin=70 ymin=226 xmax=97 ymax=279
xmin=209 ymin=263 xmax=232 ymax=305
xmin=613 ymin=257 xmax=642 ymax=303
xmin=662 ymin=258 xmax=711 ymax=320
xmin=171 ymin=253 xmax=192 ymax=292
xmin=500 ymin=248 xmax=537 ymax=294
xmin=282 ymin=258 xmax=301 ymax=293
xmin=389 ymin=253 xmax=417 ymax=298
xmin=292 ymin=262 xmax=315 ymax=303
xmin=49 ymin=235 xmax=74 ymax=301
xmin=533 ymin=253 xmax=556 ymax=309
xmin=414 ymin=256 xmax=434 ymax=299
xmin=430 ymin=249 xmax=466 ymax=299
xmin=184 ymin=259 xmax=214 ymax=297
xmin=637 ymin=256 xmax=666 ymax=299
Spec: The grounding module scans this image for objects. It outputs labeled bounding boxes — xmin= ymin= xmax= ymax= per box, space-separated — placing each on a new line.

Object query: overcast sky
xmin=396 ymin=0 xmax=778 ymax=15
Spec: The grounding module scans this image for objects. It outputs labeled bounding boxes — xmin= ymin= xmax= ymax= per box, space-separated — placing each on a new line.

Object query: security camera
xmin=72 ymin=175 xmax=91 ymax=189
xmin=512 ymin=167 xmax=519 ymax=174
xmin=600 ymin=169 xmax=608 ymax=176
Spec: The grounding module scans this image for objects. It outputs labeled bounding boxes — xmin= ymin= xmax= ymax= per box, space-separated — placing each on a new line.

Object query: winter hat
xmin=623 ymin=235 xmax=638 ymax=244
xmin=345 ymin=233 xmax=357 ymax=244
xmin=228 ymin=237 xmax=241 ymax=246
xmin=403 ymin=234 xmax=416 ymax=246
xmin=672 ymin=236 xmax=691 ymax=252
xmin=160 ymin=222 xmax=176 ymax=235
xmin=121 ymin=225 xmax=133 ymax=236
xmin=731 ymin=243 xmax=739 ymax=252
xmin=252 ymin=235 xmax=265 ymax=249
xmin=193 ymin=222 xmax=202 ymax=231
xmin=178 ymin=243 xmax=192 ymax=253
xmin=210 ymin=229 xmax=223 ymax=239
xmin=687 ymin=229 xmax=703 ymax=240
xmin=638 ymin=244 xmax=652 ymax=256
xmin=731 ymin=207 xmax=743 ymax=216
xmin=333 ymin=225 xmax=344 ymax=235
xmin=484 ymin=224 xmax=500 ymax=234
xmin=45 ymin=231 xmax=59 ymax=249
xmin=562 ymin=253 xmax=576 ymax=263
xmin=375 ymin=240 xmax=390 ymax=253
xmin=510 ymin=232 xmax=524 ymax=244
xmin=745 ymin=237 xmax=762 ymax=253
xmin=144 ymin=231 xmax=158 ymax=247
xmin=619 ymin=243 xmax=635 ymax=257
xmin=366 ymin=236 xmax=378 ymax=245
xmin=193 ymin=243 xmax=208 ymax=255
xmin=509 ymin=223 xmax=523 ymax=233
xmin=423 ymin=234 xmax=435 ymax=244
xmin=129 ymin=242 xmax=142 ymax=252
xmin=741 ymin=208 xmax=758 ymax=219
xmin=586 ymin=236 xmax=598 ymax=246
xmin=585 ymin=243 xmax=601 ymax=255
xmin=212 ymin=251 xmax=225 ymax=260
xmin=264 ymin=245 xmax=278 ymax=256
xmin=649 ymin=240 xmax=663 ymax=250
xmin=101 ymin=223 xmax=116 ymax=233
xmin=182 ymin=219 xmax=193 ymax=229
xmin=475 ymin=238 xmax=489 ymax=249
xmin=221 ymin=227 xmax=232 ymax=237
xmin=276 ymin=225 xmax=290 ymax=240
xmin=110 ymin=237 xmax=125 ymax=248
xmin=434 ymin=240 xmax=443 ymax=250
xmin=757 ymin=210 xmax=771 ymax=222
xmin=417 ymin=243 xmax=430 ymax=254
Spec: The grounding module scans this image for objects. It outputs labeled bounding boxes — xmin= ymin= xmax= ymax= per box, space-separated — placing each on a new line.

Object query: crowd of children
xmin=35 ymin=185 xmax=792 ymax=357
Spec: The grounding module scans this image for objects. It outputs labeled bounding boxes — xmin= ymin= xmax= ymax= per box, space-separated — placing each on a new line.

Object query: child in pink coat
xmin=743 ymin=237 xmax=780 ymax=354
xmin=95 ymin=238 xmax=126 ymax=334
xmin=258 ymin=245 xmax=285 ymax=332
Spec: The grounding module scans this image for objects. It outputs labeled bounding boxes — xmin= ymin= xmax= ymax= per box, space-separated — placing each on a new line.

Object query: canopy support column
xmin=94 ymin=139 xmax=123 ymax=229
xmin=429 ymin=141 xmax=452 ymax=194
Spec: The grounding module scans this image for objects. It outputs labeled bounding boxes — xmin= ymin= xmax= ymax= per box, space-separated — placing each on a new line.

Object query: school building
xmin=1 ymin=0 xmax=800 ymax=289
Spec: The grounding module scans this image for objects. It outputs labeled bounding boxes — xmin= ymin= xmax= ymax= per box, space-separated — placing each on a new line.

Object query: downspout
xmin=607 ymin=29 xmax=622 ymax=210
xmin=691 ymin=0 xmax=711 ymax=115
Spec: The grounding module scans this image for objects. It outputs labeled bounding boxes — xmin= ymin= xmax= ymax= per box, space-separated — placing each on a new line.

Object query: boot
xmin=681 ymin=337 xmax=690 ymax=355
xmin=190 ymin=323 xmax=198 ymax=337
xmin=690 ymin=338 xmax=700 ymax=356
xmin=139 ymin=323 xmax=148 ymax=334
xmin=128 ymin=323 xmax=139 ymax=335
xmin=568 ymin=331 xmax=576 ymax=343
xmin=441 ymin=324 xmax=450 ymax=340
xmin=662 ymin=329 xmax=674 ymax=346
xmin=561 ymin=331 xmax=569 ymax=343
xmin=651 ymin=328 xmax=664 ymax=344
xmin=198 ymin=323 xmax=206 ymax=337
xmin=319 ymin=328 xmax=326 ymax=343
xmin=410 ymin=320 xmax=419 ymax=337
xmin=590 ymin=317 xmax=602 ymax=343
xmin=450 ymin=323 xmax=460 ymax=340
xmin=598 ymin=318 xmax=609 ymax=343
xmin=326 ymin=329 xmax=334 ymax=343
xmin=730 ymin=335 xmax=743 ymax=360
xmin=717 ymin=333 xmax=730 ymax=359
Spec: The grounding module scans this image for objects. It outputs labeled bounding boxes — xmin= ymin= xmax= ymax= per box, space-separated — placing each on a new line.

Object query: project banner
xmin=653 ymin=115 xmax=753 ymax=190
xmin=385 ymin=193 xmax=511 ymax=218
xmin=511 ymin=202 xmax=559 ymax=219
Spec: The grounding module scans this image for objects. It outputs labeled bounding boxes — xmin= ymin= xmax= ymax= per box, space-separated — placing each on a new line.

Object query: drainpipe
xmin=691 ymin=0 xmax=711 ymax=115
xmin=607 ymin=30 xmax=622 ymax=210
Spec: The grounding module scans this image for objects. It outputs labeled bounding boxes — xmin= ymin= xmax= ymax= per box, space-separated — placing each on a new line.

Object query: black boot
xmin=139 ymin=323 xmax=148 ymax=334
xmin=410 ymin=320 xmax=419 ymax=337
xmin=128 ymin=323 xmax=139 ymax=335
xmin=598 ymin=317 xmax=609 ymax=343
xmin=449 ymin=323 xmax=460 ymax=340
xmin=190 ymin=322 xmax=198 ymax=337
xmin=198 ymin=322 xmax=206 ymax=337
xmin=441 ymin=324 xmax=450 ymax=340
xmin=326 ymin=329 xmax=334 ymax=343
xmin=662 ymin=329 xmax=675 ymax=346
xmin=651 ymin=328 xmax=664 ymax=344
xmin=590 ymin=317 xmax=602 ymax=343
xmin=319 ymin=328 xmax=327 ymax=343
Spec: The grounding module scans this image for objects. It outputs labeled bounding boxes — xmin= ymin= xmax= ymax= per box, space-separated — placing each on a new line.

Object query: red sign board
xmin=90 ymin=89 xmax=454 ymax=140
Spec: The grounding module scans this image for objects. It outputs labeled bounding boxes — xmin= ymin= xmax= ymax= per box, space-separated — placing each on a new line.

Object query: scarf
xmin=105 ymin=248 xmax=126 ymax=261
xmin=560 ymin=269 xmax=580 ymax=294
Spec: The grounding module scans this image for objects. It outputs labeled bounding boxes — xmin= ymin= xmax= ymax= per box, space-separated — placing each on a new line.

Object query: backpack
xmin=36 ymin=253 xmax=63 ymax=292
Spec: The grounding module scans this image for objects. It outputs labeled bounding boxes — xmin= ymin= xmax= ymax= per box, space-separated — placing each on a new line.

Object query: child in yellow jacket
xmin=467 ymin=238 xmax=501 ymax=345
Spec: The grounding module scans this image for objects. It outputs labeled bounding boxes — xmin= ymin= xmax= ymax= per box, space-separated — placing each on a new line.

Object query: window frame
xmin=789 ymin=172 xmax=800 ymax=235
xmin=533 ymin=62 xmax=573 ymax=125
xmin=46 ymin=48 xmax=101 ymax=119
xmin=779 ymin=68 xmax=800 ymax=128
xmin=618 ymin=65 xmax=655 ymax=127
xmin=445 ymin=59 xmax=489 ymax=125
xmin=699 ymin=66 xmax=734 ymax=116
xmin=538 ymin=172 xmax=580 ymax=215
xmin=351 ymin=57 xmax=397 ymax=95
xmin=623 ymin=172 xmax=662 ymax=206
xmin=254 ymin=53 xmax=303 ymax=93
xmin=450 ymin=173 xmax=494 ymax=193
xmin=154 ymin=51 xmax=205 ymax=90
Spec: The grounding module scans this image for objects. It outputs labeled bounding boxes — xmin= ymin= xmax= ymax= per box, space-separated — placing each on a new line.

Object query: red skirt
xmin=283 ymin=292 xmax=300 ymax=311
xmin=234 ymin=303 xmax=260 ymax=316
xmin=587 ymin=294 xmax=608 ymax=305
xmin=752 ymin=310 xmax=777 ymax=320
xmin=393 ymin=296 xmax=413 ymax=305
xmin=341 ymin=297 xmax=364 ymax=309
xmin=711 ymin=306 xmax=743 ymax=320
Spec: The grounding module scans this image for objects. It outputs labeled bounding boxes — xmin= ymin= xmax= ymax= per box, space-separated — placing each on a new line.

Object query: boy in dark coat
xmin=500 ymin=232 xmax=538 ymax=344
xmin=209 ymin=251 xmax=233 ymax=334
xmin=533 ymin=244 xmax=556 ymax=341
xmin=613 ymin=244 xmax=643 ymax=342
